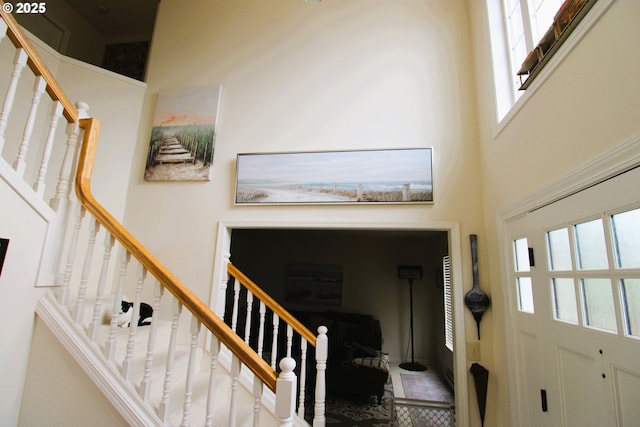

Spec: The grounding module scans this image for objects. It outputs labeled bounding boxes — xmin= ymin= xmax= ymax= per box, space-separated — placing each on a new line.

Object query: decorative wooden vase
xmin=465 ymin=234 xmax=491 ymax=339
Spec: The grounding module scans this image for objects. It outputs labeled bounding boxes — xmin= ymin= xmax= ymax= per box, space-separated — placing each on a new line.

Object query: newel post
xmin=313 ymin=326 xmax=328 ymax=427
xmin=275 ymin=357 xmax=297 ymax=427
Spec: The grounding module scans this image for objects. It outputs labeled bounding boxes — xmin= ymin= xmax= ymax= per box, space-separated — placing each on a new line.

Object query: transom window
xmin=486 ymin=0 xmax=614 ymax=123
xmin=503 ymin=0 xmax=563 ymax=96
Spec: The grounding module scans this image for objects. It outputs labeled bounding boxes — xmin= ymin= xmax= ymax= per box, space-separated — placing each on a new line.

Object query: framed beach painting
xmin=144 ymin=85 xmax=222 ymax=181
xmin=235 ymin=148 xmax=433 ymax=205
xmin=286 ymin=263 xmax=344 ymax=306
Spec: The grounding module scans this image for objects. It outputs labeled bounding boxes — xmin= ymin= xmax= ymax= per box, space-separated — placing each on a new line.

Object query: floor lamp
xmin=398 ymin=265 xmax=426 ymax=371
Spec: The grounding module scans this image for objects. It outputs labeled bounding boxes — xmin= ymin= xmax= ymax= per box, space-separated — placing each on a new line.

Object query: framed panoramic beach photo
xmin=235 ymin=148 xmax=433 ymax=205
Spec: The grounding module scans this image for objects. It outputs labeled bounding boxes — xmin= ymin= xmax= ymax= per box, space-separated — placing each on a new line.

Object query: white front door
xmin=506 ymin=167 xmax=640 ymax=427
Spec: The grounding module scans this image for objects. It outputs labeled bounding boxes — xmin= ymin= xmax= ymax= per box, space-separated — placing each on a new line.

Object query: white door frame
xmin=210 ymin=218 xmax=470 ymax=427
xmin=497 ymin=133 xmax=640 ymax=427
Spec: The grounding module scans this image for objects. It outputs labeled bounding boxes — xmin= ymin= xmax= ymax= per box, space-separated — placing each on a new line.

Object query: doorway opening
xmin=210 ymin=220 xmax=470 ymax=426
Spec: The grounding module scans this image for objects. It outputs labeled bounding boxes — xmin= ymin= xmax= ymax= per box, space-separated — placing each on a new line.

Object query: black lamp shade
xmin=398 ymin=265 xmax=422 ymax=280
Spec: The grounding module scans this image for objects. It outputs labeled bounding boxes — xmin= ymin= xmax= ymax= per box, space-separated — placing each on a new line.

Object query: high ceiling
xmin=64 ymin=0 xmax=159 ymax=39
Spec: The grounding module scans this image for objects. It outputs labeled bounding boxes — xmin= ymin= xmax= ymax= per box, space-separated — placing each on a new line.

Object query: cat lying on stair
xmin=102 ymin=295 xmax=153 ymax=327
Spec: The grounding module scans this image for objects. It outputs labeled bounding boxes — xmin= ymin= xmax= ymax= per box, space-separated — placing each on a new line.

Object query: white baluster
xmin=50 ymin=101 xmax=89 ymax=212
xmin=13 ymin=75 xmax=47 ymax=177
xmin=121 ymin=263 xmax=147 ymax=381
xmin=159 ymin=297 xmax=183 ymax=423
xmin=228 ymin=355 xmax=240 ymax=427
xmin=271 ymin=313 xmax=280 ymax=370
xmin=205 ymin=335 xmax=221 ymax=427
xmin=48 ymin=101 xmax=89 ymax=288
xmin=297 ymin=339 xmax=308 ymax=419
xmin=231 ymin=277 xmax=240 ymax=333
xmin=33 ymin=101 xmax=64 ymax=196
xmin=72 ymin=217 xmax=100 ymax=324
xmin=0 ymin=19 xmax=7 ymax=43
xmin=313 ymin=326 xmax=328 ymax=427
xmin=0 ymin=48 xmax=28 ymax=151
xmin=286 ymin=325 xmax=293 ymax=358
xmin=244 ymin=291 xmax=254 ymax=344
xmin=59 ymin=205 xmax=85 ymax=307
xmin=257 ymin=301 xmax=266 ymax=358
xmin=216 ymin=252 xmax=231 ymax=318
xmin=252 ymin=376 xmax=263 ymax=427
xmin=104 ymin=248 xmax=131 ymax=361
xmin=180 ymin=316 xmax=202 ymax=427
xmin=88 ymin=231 xmax=115 ymax=341
xmin=140 ymin=279 xmax=163 ymax=401
xmin=276 ymin=357 xmax=297 ymax=427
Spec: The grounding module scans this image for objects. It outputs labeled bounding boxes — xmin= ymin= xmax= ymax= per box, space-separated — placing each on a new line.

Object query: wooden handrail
xmin=0 ymin=2 xmax=78 ymax=122
xmin=75 ymin=118 xmax=278 ymax=391
xmin=228 ymin=263 xmax=317 ymax=347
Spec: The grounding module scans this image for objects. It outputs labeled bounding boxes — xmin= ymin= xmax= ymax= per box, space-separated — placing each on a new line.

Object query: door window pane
xmin=548 ymin=227 xmax=572 ymax=271
xmin=581 ymin=278 xmax=617 ymax=332
xmin=518 ymin=277 xmax=535 ymax=313
xmin=621 ymin=278 xmax=640 ymax=338
xmin=552 ymin=278 xmax=578 ymax=324
xmin=514 ymin=238 xmax=530 ymax=272
xmin=611 ymin=208 xmax=640 ymax=268
xmin=575 ymin=219 xmax=609 ymax=270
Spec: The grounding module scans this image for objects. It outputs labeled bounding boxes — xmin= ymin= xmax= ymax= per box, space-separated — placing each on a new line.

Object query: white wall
xmin=118 ymin=1 xmax=481 ymax=422
xmin=468 ymin=0 xmax=640 ymax=426
xmin=19 ymin=317 xmax=129 ymax=427
xmin=0 ymin=181 xmax=48 ymax=426
xmin=122 ymin=0 xmax=483 ymax=362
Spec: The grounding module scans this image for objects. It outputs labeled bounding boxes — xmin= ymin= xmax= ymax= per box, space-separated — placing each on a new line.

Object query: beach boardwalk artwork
xmin=235 ymin=148 xmax=433 ymax=204
xmin=144 ymin=86 xmax=222 ymax=181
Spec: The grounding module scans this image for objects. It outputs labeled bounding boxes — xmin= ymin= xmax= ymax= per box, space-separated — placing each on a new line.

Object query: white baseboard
xmin=36 ymin=291 xmax=162 ymax=427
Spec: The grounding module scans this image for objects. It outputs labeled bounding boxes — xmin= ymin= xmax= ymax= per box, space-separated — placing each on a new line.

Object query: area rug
xmin=305 ymin=380 xmax=394 ymax=426
xmin=400 ymin=372 xmax=453 ymax=402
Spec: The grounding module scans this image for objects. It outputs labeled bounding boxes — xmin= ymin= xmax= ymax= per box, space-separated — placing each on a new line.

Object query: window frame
xmin=486 ymin=0 xmax=616 ymax=130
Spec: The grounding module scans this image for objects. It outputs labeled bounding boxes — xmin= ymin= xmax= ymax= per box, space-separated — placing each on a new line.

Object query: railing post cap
xmin=76 ymin=101 xmax=90 ymax=118
xmin=279 ymin=357 xmax=296 ymax=373
xmin=317 ymin=325 xmax=328 ymax=335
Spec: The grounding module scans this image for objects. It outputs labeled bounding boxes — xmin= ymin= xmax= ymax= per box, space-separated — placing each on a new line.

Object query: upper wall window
xmin=486 ymin=0 xmax=614 ymax=124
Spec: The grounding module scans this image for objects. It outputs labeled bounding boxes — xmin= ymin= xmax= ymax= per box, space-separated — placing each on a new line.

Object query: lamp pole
xmin=400 ymin=277 xmax=426 ymax=371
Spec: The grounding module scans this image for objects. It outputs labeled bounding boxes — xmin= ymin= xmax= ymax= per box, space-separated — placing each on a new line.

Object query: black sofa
xmin=294 ymin=310 xmax=390 ymax=403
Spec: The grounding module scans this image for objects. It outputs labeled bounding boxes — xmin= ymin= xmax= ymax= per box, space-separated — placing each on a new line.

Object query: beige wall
xmin=119 ymin=0 xmax=484 ymax=423
xmin=123 ymin=0 xmax=483 ymax=339
xmin=468 ymin=0 xmax=640 ymax=426
xmin=19 ymin=317 xmax=129 ymax=427
xmin=0 ymin=182 xmax=47 ymax=426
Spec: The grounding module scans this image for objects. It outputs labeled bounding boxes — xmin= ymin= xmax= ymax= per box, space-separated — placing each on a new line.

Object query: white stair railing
xmin=225 ymin=262 xmax=328 ymax=426
xmin=0 ymin=7 xmax=88 ymax=287
xmin=1 ymin=6 xmax=329 ymax=426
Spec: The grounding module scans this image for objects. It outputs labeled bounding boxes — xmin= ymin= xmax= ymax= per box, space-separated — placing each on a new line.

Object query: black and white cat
xmin=103 ymin=296 xmax=153 ymax=327
xmin=120 ymin=300 xmax=153 ymax=327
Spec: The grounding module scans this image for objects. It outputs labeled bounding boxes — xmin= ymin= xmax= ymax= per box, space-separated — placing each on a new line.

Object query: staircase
xmin=0 ymin=7 xmax=327 ymax=426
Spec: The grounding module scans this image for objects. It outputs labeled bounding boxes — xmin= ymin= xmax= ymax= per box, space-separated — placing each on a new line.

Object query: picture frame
xmin=144 ymin=85 xmax=222 ymax=181
xmin=286 ymin=263 xmax=343 ymax=306
xmin=235 ymin=148 xmax=433 ymax=205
